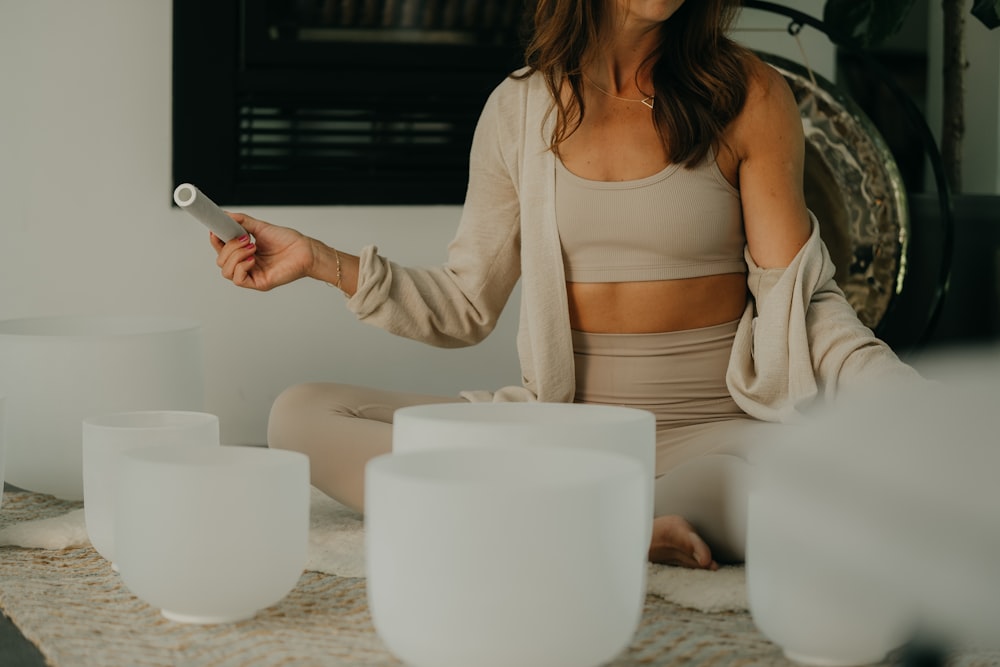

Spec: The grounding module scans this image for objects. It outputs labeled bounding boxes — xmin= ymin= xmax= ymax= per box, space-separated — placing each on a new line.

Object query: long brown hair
xmin=519 ymin=0 xmax=753 ymax=166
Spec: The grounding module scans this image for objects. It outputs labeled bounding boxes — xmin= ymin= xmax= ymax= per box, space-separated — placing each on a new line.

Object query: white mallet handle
xmin=173 ymin=183 xmax=247 ymax=243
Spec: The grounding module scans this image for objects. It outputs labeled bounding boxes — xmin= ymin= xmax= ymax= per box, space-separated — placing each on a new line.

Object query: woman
xmin=212 ymin=0 xmax=917 ymax=569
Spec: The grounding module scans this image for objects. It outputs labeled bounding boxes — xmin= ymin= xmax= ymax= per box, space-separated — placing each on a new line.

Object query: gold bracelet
xmin=330 ymin=248 xmax=343 ymax=291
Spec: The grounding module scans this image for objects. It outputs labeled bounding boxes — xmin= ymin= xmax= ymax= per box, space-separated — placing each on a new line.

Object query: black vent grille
xmin=238 ymin=104 xmax=470 ymax=171
xmin=272 ymin=0 xmax=524 ymax=37
xmin=172 ymin=0 xmax=523 ymax=206
xmin=234 ymin=87 xmax=484 ymax=203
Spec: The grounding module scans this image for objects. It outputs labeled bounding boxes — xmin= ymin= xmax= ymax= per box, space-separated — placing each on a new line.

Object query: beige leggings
xmin=268 ymin=320 xmax=781 ymax=562
xmin=572 ymin=319 xmax=779 ymax=562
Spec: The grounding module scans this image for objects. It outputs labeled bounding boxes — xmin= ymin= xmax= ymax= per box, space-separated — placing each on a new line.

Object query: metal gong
xmin=760 ymin=53 xmax=909 ymax=330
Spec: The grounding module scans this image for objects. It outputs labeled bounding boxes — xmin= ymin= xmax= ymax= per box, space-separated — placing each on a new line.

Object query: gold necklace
xmin=583 ymin=72 xmax=655 ymax=110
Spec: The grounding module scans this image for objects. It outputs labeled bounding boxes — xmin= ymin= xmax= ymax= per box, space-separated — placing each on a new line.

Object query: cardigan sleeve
xmin=343 ymin=80 xmax=524 ymax=348
xmin=727 ymin=212 xmax=922 ymax=422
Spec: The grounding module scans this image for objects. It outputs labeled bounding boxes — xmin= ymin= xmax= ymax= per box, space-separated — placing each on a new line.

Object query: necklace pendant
xmin=641 ymin=96 xmax=654 ymax=110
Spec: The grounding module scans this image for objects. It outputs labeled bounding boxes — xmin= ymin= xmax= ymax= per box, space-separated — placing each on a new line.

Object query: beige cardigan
xmin=346 ymin=69 xmax=918 ymax=422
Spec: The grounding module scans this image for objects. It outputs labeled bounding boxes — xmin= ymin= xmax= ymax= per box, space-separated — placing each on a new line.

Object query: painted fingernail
xmin=237 ymin=235 xmax=249 ymax=243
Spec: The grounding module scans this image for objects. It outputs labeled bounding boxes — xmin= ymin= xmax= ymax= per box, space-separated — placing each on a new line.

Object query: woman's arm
xmin=733 ymin=59 xmax=812 ymax=270
xmin=725 ymin=59 xmax=920 ymax=420
xmin=343 ymin=81 xmax=525 ymax=348
xmin=210 ymin=79 xmax=525 ymax=349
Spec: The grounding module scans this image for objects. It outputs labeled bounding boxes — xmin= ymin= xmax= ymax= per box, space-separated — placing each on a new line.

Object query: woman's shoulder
xmin=728 ymin=54 xmax=801 ymax=152
xmin=741 ymin=53 xmax=796 ymax=110
xmin=479 ymin=67 xmax=547 ymax=127
xmin=489 ymin=66 xmax=543 ymax=102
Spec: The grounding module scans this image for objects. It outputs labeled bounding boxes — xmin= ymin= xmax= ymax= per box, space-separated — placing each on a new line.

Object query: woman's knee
xmin=267 ymin=382 xmax=339 ymax=450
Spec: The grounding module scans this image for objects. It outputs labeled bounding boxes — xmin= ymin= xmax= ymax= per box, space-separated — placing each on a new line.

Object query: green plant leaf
xmin=823 ymin=0 xmax=874 ymax=46
xmin=870 ymin=0 xmax=918 ymax=44
xmin=972 ymin=0 xmax=1000 ymax=29
xmin=823 ymin=0 xmax=917 ymax=47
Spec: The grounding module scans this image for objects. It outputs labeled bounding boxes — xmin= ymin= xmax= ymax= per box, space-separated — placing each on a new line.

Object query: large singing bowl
xmin=392 ymin=402 xmax=656 ymax=537
xmin=365 ymin=445 xmax=648 ymax=667
xmin=747 ymin=346 xmax=1000 ymax=662
xmin=0 ymin=316 xmax=203 ymax=499
xmin=755 ymin=348 xmax=1000 ymax=653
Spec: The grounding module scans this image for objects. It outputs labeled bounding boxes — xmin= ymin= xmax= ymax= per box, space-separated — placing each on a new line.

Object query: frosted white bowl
xmin=746 ymin=487 xmax=911 ymax=666
xmin=365 ymin=445 xmax=648 ymax=667
xmin=393 ymin=402 xmax=656 ymax=535
xmin=115 ymin=444 xmax=309 ymax=624
xmin=752 ymin=348 xmax=1000 ymax=653
xmin=83 ymin=410 xmax=220 ymax=567
xmin=0 ymin=315 xmax=204 ymax=499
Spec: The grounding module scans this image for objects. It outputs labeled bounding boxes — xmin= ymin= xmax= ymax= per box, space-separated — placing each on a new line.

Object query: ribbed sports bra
xmin=555 ymin=150 xmax=746 ymax=282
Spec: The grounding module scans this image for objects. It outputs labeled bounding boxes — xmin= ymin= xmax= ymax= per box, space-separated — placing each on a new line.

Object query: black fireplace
xmin=173 ymin=1 xmax=525 ymax=206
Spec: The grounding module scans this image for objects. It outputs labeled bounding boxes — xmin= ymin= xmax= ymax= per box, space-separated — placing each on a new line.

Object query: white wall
xmin=735 ymin=0 xmax=837 ymax=83
xmin=0 ymin=1 xmax=833 ymax=446
xmin=0 ymin=1 xmax=522 ymax=446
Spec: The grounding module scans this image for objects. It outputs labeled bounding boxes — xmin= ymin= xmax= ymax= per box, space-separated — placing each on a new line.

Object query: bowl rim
xmin=367 ymin=444 xmax=644 ymax=490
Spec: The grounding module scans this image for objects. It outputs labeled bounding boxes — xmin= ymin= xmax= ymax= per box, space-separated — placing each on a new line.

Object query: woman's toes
xmin=649 ymin=516 xmax=718 ymax=570
xmin=688 ymin=531 xmax=716 ymax=569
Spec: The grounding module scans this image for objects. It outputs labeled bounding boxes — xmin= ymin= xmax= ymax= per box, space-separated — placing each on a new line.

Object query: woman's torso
xmin=557 ymin=92 xmax=747 ymax=334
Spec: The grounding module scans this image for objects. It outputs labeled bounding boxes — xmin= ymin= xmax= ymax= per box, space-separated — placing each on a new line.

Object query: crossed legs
xmin=267 ymin=382 xmax=457 ymax=512
xmin=268 ymin=382 xmax=770 ymax=568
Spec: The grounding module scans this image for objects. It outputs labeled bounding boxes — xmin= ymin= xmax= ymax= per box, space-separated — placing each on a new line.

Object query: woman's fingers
xmin=210 ymin=213 xmax=309 ymax=291
xmin=229 ymin=252 xmax=257 ymax=287
xmin=215 ymin=235 xmax=254 ymax=264
xmin=226 ymin=212 xmax=267 ymax=237
xmin=209 ymin=232 xmax=224 ymax=253
xmin=217 ymin=235 xmax=257 ymax=280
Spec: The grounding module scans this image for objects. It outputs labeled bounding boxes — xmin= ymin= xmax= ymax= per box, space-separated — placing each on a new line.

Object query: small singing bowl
xmin=746 ymin=489 xmax=911 ymax=666
xmin=115 ymin=444 xmax=310 ymax=624
xmin=83 ymin=410 xmax=220 ymax=568
xmin=365 ymin=445 xmax=648 ymax=667
xmin=393 ymin=402 xmax=656 ymax=537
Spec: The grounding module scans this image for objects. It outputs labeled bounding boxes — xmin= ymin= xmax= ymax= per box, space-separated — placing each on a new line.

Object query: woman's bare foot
xmin=648 ymin=515 xmax=719 ymax=570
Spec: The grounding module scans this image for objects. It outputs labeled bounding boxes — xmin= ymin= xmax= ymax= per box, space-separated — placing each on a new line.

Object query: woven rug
xmin=0 ymin=488 xmax=749 ymax=614
xmin=1 ymin=491 xmax=996 ymax=667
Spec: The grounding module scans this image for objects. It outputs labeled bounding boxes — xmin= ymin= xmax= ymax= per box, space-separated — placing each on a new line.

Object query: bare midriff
xmin=566 ymin=273 xmax=748 ymax=334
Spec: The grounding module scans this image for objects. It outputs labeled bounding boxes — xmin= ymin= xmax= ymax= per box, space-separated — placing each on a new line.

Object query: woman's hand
xmin=210 ymin=213 xmax=316 ymax=291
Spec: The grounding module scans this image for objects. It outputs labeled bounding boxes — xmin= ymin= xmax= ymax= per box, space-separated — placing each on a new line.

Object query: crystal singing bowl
xmin=760 ymin=350 xmax=1000 ymax=654
xmin=0 ymin=315 xmax=204 ymax=500
xmin=393 ymin=402 xmax=656 ymax=539
xmin=747 ymin=347 xmax=1000 ymax=664
xmin=746 ymin=488 xmax=911 ymax=667
xmin=82 ymin=410 xmax=220 ymax=567
xmin=115 ymin=444 xmax=310 ymax=624
xmin=365 ymin=445 xmax=648 ymax=667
